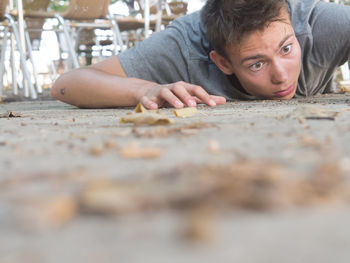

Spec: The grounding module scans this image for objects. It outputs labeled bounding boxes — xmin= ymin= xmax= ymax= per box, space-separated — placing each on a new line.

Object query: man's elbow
xmin=50 ymin=81 xmax=59 ymax=100
xmin=51 ymin=74 xmax=67 ymax=100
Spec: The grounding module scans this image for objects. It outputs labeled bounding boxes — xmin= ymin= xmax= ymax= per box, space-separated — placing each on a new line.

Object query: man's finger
xmin=159 ymin=88 xmax=184 ymax=108
xmin=210 ymin=95 xmax=227 ymax=105
xmin=140 ymin=96 xmax=159 ymax=110
xmin=171 ymin=83 xmax=197 ymax=107
xmin=188 ymin=85 xmax=216 ymax=107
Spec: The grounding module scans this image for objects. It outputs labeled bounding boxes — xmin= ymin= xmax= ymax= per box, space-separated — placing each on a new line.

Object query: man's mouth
xmin=274 ymin=83 xmax=295 ymax=98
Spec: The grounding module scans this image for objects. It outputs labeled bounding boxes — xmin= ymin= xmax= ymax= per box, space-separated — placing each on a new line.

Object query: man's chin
xmin=272 ymin=86 xmax=297 ymax=100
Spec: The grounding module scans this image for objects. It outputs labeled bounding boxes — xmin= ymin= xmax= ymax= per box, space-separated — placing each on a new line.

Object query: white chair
xmin=0 ymin=0 xmax=37 ymax=98
xmin=340 ymin=62 xmax=350 ymax=87
xmin=341 ymin=62 xmax=349 ymax=81
xmin=19 ymin=0 xmax=124 ymax=69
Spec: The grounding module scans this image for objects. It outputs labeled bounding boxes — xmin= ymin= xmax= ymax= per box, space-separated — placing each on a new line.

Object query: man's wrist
xmin=132 ymin=80 xmax=158 ymax=103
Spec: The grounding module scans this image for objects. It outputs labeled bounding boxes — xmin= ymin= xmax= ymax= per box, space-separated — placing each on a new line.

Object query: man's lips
xmin=274 ymin=83 xmax=295 ymax=97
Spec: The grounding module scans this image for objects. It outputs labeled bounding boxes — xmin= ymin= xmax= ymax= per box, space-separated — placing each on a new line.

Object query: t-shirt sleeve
xmin=117 ymin=25 xmax=190 ymax=84
xmin=311 ymin=1 xmax=350 ymax=68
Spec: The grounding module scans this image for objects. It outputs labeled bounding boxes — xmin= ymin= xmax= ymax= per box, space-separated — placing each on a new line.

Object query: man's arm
xmin=51 ymin=55 xmax=226 ymax=109
xmin=51 ymin=56 xmax=154 ymax=108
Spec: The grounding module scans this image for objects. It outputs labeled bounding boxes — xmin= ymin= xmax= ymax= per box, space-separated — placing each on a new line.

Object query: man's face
xmin=213 ymin=11 xmax=302 ymax=99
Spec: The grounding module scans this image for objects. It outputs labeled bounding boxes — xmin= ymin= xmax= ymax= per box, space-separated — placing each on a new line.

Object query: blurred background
xmin=0 ymin=0 xmax=349 ymax=100
xmin=0 ymin=0 xmax=206 ymax=100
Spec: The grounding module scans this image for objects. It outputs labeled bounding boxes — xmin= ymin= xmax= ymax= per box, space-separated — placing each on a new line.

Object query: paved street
xmin=1 ymin=94 xmax=350 ymax=262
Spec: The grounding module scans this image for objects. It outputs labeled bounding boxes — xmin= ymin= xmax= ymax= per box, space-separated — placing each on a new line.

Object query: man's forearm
xmin=51 ymin=67 xmax=157 ymax=108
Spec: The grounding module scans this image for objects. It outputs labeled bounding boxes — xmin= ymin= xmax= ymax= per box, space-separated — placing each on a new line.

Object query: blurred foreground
xmin=1 ymin=93 xmax=350 ymax=262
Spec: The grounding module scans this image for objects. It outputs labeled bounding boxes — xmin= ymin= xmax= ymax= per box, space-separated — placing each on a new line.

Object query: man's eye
xmin=282 ymin=44 xmax=292 ymax=54
xmin=250 ymin=62 xmax=263 ymax=71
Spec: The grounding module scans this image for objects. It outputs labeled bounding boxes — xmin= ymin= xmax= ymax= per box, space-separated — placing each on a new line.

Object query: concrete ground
xmin=1 ymin=94 xmax=350 ymax=263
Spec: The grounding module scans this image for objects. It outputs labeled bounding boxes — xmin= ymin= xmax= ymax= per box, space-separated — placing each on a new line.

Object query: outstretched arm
xmin=51 ymin=55 xmax=226 ymax=109
xmin=51 ymin=56 xmax=153 ymax=108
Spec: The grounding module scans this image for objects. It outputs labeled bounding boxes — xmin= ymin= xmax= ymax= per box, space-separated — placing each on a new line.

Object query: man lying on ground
xmin=51 ymin=0 xmax=350 ymax=109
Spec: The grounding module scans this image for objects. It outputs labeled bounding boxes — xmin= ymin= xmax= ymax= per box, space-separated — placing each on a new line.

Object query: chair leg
xmin=0 ymin=27 xmax=9 ymax=97
xmin=155 ymin=0 xmax=163 ymax=32
xmin=24 ymin=21 xmax=42 ymax=94
xmin=55 ymin=14 xmax=80 ymax=69
xmin=341 ymin=62 xmax=349 ymax=81
xmin=5 ymin=14 xmax=37 ymax=99
xmin=108 ymin=12 xmax=125 ymax=54
xmin=10 ymin=35 xmax=18 ymax=95
xmin=144 ymin=0 xmax=150 ymax=38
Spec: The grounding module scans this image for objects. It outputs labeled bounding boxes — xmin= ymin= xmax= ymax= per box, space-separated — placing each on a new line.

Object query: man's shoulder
xmin=168 ymin=11 xmax=203 ymax=34
xmin=168 ymin=11 xmax=211 ymax=59
xmin=287 ymin=0 xmax=321 ymax=34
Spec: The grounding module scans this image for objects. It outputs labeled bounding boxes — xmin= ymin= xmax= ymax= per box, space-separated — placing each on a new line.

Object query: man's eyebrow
xmin=278 ymin=33 xmax=294 ymax=50
xmin=241 ymin=54 xmax=264 ymax=65
xmin=240 ymin=33 xmax=294 ymax=65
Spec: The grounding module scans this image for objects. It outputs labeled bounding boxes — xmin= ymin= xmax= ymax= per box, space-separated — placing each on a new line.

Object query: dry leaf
xmin=180 ymin=128 xmax=199 ymax=135
xmin=208 ymin=140 xmax=220 ymax=153
xmin=44 ymin=195 xmax=78 ymax=226
xmin=340 ymin=86 xmax=350 ymax=93
xmin=16 ymin=195 xmax=78 ymax=228
xmin=133 ymin=126 xmax=170 ymax=138
xmin=182 ymin=207 xmax=216 ymax=243
xmin=74 ymin=158 xmax=350 ymax=217
xmin=120 ymin=143 xmax=162 ymax=159
xmin=120 ymin=103 xmax=174 ymax=125
xmin=299 ymin=135 xmax=323 ymax=149
xmin=132 ymin=122 xmax=214 ymax=138
xmin=135 ymin=103 xmax=148 ymax=113
xmin=80 ymin=180 xmax=143 ymax=214
xmin=0 ymin=111 xmax=22 ymax=118
xmin=104 ymin=140 xmax=118 ymax=150
xmin=113 ymin=128 xmax=132 ymax=136
xmin=339 ymin=80 xmax=350 ymax=92
xmin=286 ymin=105 xmax=339 ymax=120
xmin=120 ymin=112 xmax=174 ymax=125
xmin=89 ymin=144 xmax=104 ymax=156
xmin=173 ymin=107 xmax=198 ymax=118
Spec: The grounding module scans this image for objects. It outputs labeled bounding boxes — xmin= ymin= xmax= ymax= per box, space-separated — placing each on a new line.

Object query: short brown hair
xmin=201 ymin=0 xmax=290 ymax=58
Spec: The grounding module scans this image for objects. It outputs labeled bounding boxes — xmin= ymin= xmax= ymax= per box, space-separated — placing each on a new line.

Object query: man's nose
xmin=271 ymin=60 xmax=288 ymax=84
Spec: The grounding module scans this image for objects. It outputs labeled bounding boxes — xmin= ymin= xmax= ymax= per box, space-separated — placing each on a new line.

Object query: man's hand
xmin=140 ymin=81 xmax=226 ymax=109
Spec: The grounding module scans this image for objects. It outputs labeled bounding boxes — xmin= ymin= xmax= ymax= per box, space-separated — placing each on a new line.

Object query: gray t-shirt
xmin=118 ymin=0 xmax=350 ymax=100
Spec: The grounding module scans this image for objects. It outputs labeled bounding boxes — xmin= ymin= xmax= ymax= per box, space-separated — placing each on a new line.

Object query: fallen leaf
xmin=132 ymin=122 xmax=214 ymax=138
xmin=120 ymin=112 xmax=174 ymax=125
xmin=80 ymin=180 xmax=144 ymax=214
xmin=44 ymin=195 xmax=78 ymax=227
xmin=120 ymin=143 xmax=162 ymax=159
xmin=340 ymin=85 xmax=350 ymax=93
xmin=135 ymin=103 xmax=148 ymax=113
xmin=104 ymin=140 xmax=118 ymax=150
xmin=299 ymin=135 xmax=324 ymax=149
xmin=15 ymin=194 xmax=78 ymax=229
xmin=173 ymin=107 xmax=198 ymax=118
xmin=72 ymin=158 xmax=350 ymax=218
xmin=113 ymin=128 xmax=133 ymax=136
xmin=208 ymin=140 xmax=220 ymax=153
xmin=285 ymin=105 xmax=339 ymax=121
xmin=182 ymin=207 xmax=216 ymax=243
xmin=133 ymin=126 xmax=170 ymax=138
xmin=89 ymin=144 xmax=104 ymax=156
xmin=0 ymin=111 xmax=22 ymax=118
xmin=180 ymin=128 xmax=199 ymax=135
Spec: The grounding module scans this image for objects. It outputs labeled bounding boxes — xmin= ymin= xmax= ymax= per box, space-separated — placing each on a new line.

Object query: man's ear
xmin=209 ymin=51 xmax=235 ymax=75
